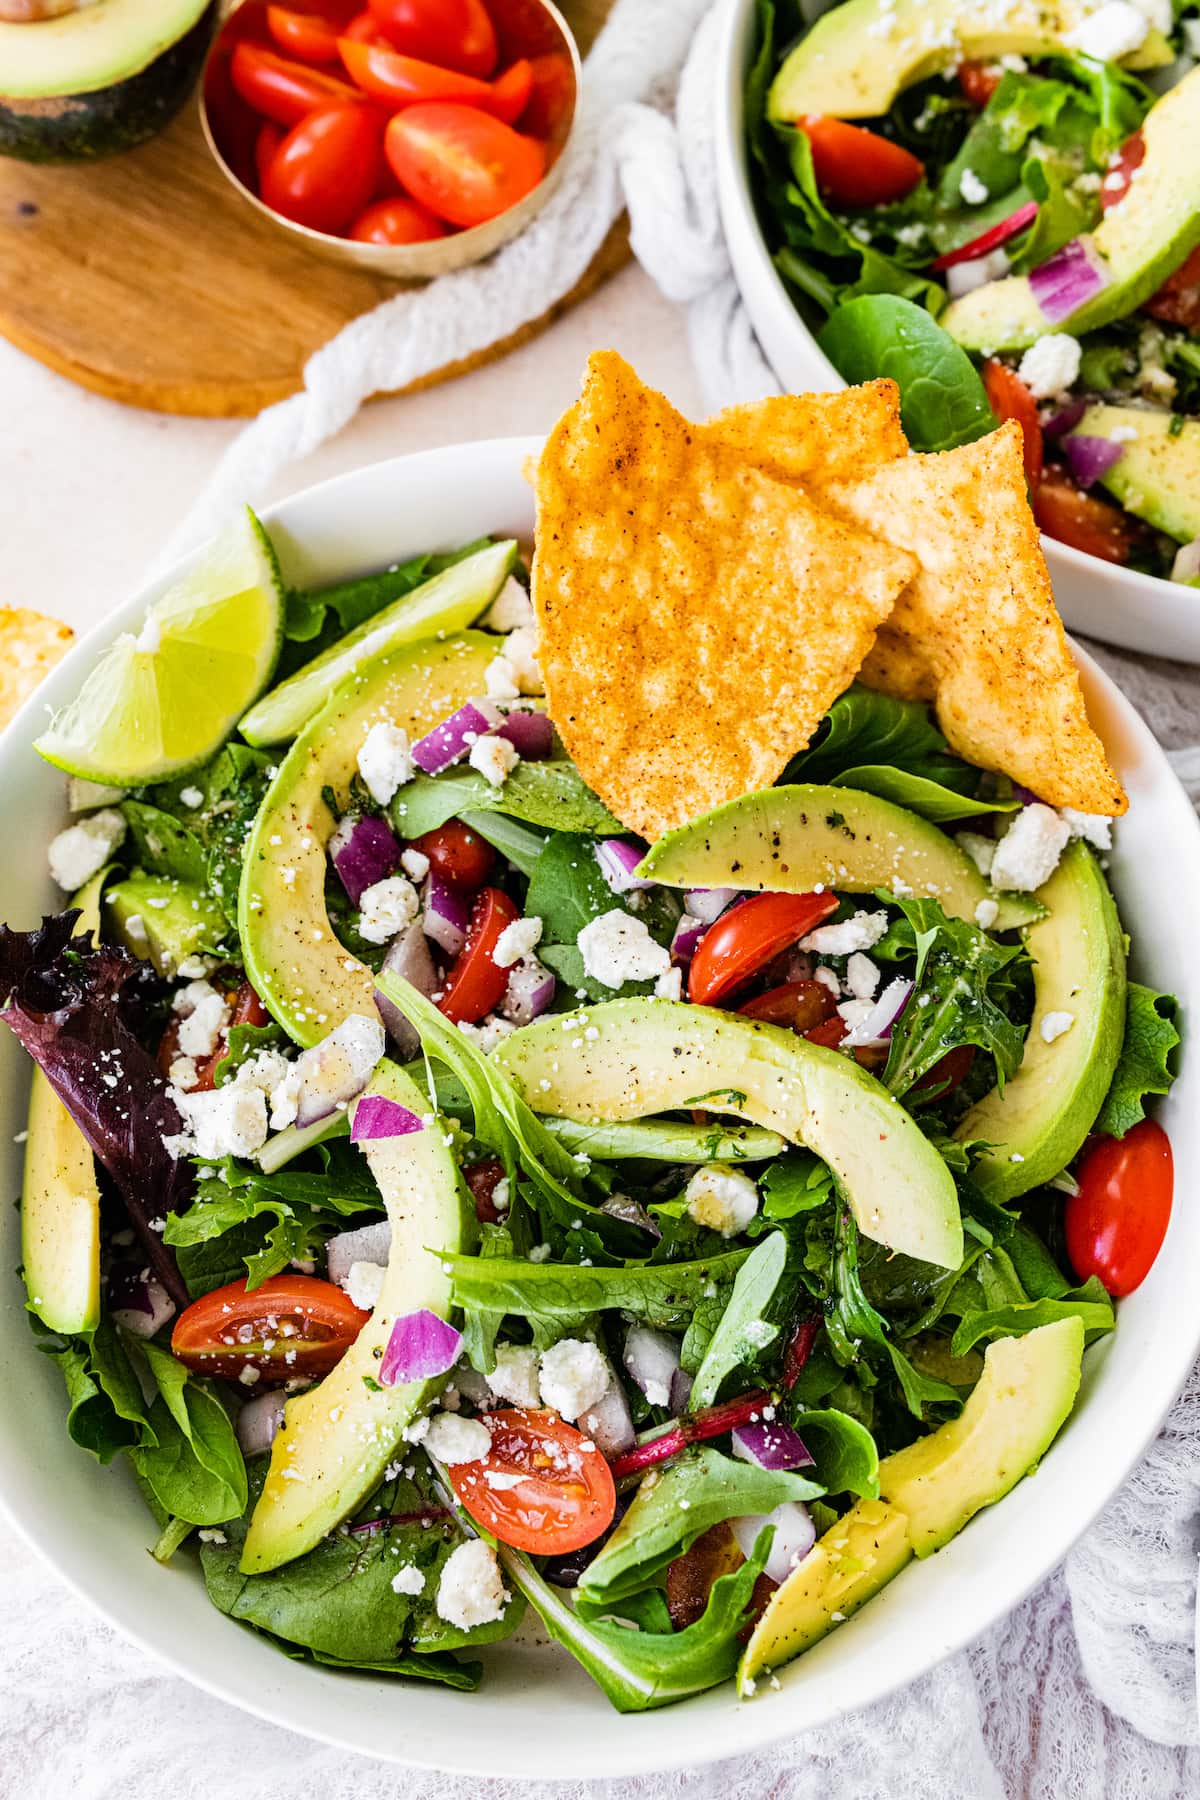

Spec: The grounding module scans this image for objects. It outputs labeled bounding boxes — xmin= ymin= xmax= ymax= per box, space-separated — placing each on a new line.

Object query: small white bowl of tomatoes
xmin=201 ymin=0 xmax=580 ymax=276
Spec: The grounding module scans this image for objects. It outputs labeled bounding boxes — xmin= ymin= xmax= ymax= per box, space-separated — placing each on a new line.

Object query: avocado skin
xmin=0 ymin=2 xmax=216 ymax=163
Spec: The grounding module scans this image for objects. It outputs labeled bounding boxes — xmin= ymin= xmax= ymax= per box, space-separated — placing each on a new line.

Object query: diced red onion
xmin=325 ymin=1220 xmax=392 ymax=1287
xmin=841 ymin=977 xmax=913 ymax=1049
xmin=375 ymin=923 xmax=438 ymax=1055
xmin=411 ymin=699 xmax=502 ymax=776
xmin=1028 ymin=236 xmax=1109 ymax=323
xmin=732 ymin=1419 xmax=815 ymax=1472
xmin=1012 ymin=783 xmax=1042 ymax=806
xmin=600 ymin=1192 xmax=661 ymax=1238
xmin=330 ymin=814 xmax=399 ymax=906
xmin=380 ymin=1309 xmax=463 ymax=1385
xmin=670 ymin=1366 xmax=693 ymax=1412
xmin=579 ymin=1357 xmax=635 ymax=1458
xmin=501 ymin=955 xmax=556 ymax=1026
xmin=1172 ymin=539 xmax=1200 ymax=585
xmin=1041 ymin=398 xmax=1088 ymax=440
xmin=732 ymin=1501 xmax=815 ymax=1584
xmin=237 ymin=1389 xmax=286 ymax=1457
xmin=1063 ymin=433 xmax=1125 ymax=489
xmin=497 ymin=709 xmax=553 ymax=760
xmin=294 ymin=1013 xmax=386 ymax=1129
xmin=351 ymin=1093 xmax=425 ymax=1142
xmin=623 ymin=1326 xmax=683 ymax=1409
xmin=451 ymin=1362 xmax=492 ymax=1408
xmin=109 ymin=1265 xmax=176 ymax=1338
xmin=596 ymin=838 xmax=655 ymax=894
xmin=671 ymin=914 xmax=706 ymax=962
xmin=684 ymin=887 xmax=738 ymax=924
xmin=423 ymin=872 xmax=469 ymax=956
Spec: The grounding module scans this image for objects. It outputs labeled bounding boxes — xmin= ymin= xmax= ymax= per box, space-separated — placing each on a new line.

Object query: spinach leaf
xmin=579 ymin=1447 xmax=821 ymax=1605
xmin=392 ymin=761 xmax=620 ymax=840
xmin=1096 ymin=983 xmax=1180 ymax=1138
xmin=789 ymin=686 xmax=972 ymax=789
xmin=949 ymin=1276 xmax=1114 ymax=1357
xmin=135 ymin=743 xmax=273 ymax=931
xmin=1044 ymin=52 xmax=1153 ymax=164
xmin=761 ymin=1152 xmax=836 ymax=1219
xmin=35 ymin=1313 xmax=151 ymax=1463
xmin=120 ymin=801 xmax=209 ymax=888
xmin=131 ymin=1341 xmax=247 ymax=1527
xmin=445 ymin=1249 xmax=751 ymax=1330
xmin=818 ymin=297 xmax=998 ymax=453
xmin=689 ymin=1232 xmax=787 ymax=1411
xmin=792 ymin=1408 xmax=879 ymax=1499
xmin=525 ymin=832 xmax=680 ymax=1002
xmin=212 ymin=1019 xmax=286 ymax=1086
xmin=832 ymin=765 xmax=1013 ymax=824
xmin=936 ymin=71 xmax=1072 ymax=211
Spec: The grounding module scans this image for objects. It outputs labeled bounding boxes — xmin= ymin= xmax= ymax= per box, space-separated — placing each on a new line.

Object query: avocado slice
xmin=0 ymin=0 xmax=215 ymax=163
xmin=495 ymin=999 xmax=963 ymax=1270
xmin=20 ymin=867 xmax=108 ymax=1335
xmin=942 ymin=66 xmax=1200 ymax=354
xmin=636 ymin=785 xmax=1038 ymax=931
xmin=767 ymin=0 xmax=1170 ymax=122
xmin=738 ymin=1317 xmax=1084 ymax=1691
xmin=1067 ymin=406 xmax=1200 ymax=545
xmin=240 ymin=1061 xmax=473 ymax=1573
xmin=107 ymin=870 xmax=231 ymax=977
xmin=239 ymin=631 xmax=495 ymax=1048
xmin=956 ymin=842 xmax=1125 ymax=1202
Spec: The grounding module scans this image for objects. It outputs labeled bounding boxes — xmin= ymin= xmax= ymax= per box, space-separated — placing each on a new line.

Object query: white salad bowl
xmin=714 ymin=0 xmax=1200 ymax=665
xmin=0 ymin=435 xmax=1196 ymax=1779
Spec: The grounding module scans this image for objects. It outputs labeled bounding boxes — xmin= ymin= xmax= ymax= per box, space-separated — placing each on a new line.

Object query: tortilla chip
xmin=819 ymin=421 xmax=1126 ymax=815
xmin=532 ymin=352 xmax=917 ymax=839
xmin=0 ymin=608 xmax=73 ymax=733
xmin=705 ymin=379 xmax=908 ymax=485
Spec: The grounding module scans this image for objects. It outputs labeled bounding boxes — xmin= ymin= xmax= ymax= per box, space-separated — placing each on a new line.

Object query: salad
xmin=747 ymin=0 xmax=1200 ymax=583
xmin=1 ymin=355 xmax=1180 ymax=1711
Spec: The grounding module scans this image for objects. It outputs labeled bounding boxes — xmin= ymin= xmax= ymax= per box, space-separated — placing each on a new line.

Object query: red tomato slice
xmin=1065 ymin=1119 xmax=1173 ymax=1297
xmin=171 ymin=1275 xmax=370 ymax=1382
xmin=1099 ymin=131 xmax=1144 ymax=213
xmin=487 ymin=59 xmax=534 ymax=128
xmin=343 ymin=8 xmax=387 ymax=45
xmin=1144 ymin=243 xmax=1200 ymax=332
xmin=262 ymin=99 xmax=384 ymax=235
xmin=231 ymin=41 xmax=359 ymax=127
xmin=957 ymin=60 xmax=1001 ymax=107
xmin=367 ymin=0 xmax=497 ymax=78
xmin=255 ymin=119 xmax=285 ymax=188
xmin=412 ymin=819 xmax=496 ymax=890
xmin=1033 ymin=467 xmax=1137 ymax=565
xmin=796 ymin=116 xmax=924 ymax=208
xmin=267 ymin=7 xmax=342 ymax=64
xmin=738 ymin=979 xmax=838 ymax=1034
xmin=350 ymin=194 xmax=447 ymax=243
xmin=688 ymin=892 xmax=839 ymax=1007
xmin=982 ymin=360 xmax=1044 ymax=488
xmin=521 ymin=50 xmax=574 ymax=140
xmin=385 ymin=102 xmax=545 ymax=230
xmin=437 ymin=885 xmax=520 ymax=1022
xmin=339 ymin=36 xmax=494 ymax=106
xmin=449 ymin=1408 xmax=617 ymax=1553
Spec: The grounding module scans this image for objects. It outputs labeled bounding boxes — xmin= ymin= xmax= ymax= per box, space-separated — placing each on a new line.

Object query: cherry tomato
xmin=262 ymin=100 xmax=384 ymax=235
xmin=437 ymin=885 xmax=520 ymax=1023
xmin=957 ymin=60 xmax=1001 ymax=108
xmin=982 ymin=361 xmax=1043 ymax=488
xmin=157 ymin=980 xmax=268 ymax=1092
xmin=796 ymin=116 xmax=924 ymax=208
xmin=412 ymin=819 xmax=496 ymax=890
xmin=385 ymin=102 xmax=545 ymax=230
xmin=465 ymin=1155 xmax=508 ymax=1224
xmin=521 ymin=51 xmax=575 ymax=140
xmin=738 ymin=979 xmax=838 ymax=1035
xmin=255 ymin=120 xmax=285 ymax=188
xmin=913 ymin=1043 xmax=976 ymax=1095
xmin=449 ymin=1407 xmax=617 ymax=1553
xmin=267 ymin=7 xmax=342 ymax=64
xmin=343 ymin=9 xmax=387 ymax=45
xmin=1065 ymin=1119 xmax=1173 ymax=1297
xmin=367 ymin=0 xmax=497 ymax=78
xmin=804 ymin=1015 xmax=848 ymax=1049
xmin=230 ymin=981 xmax=271 ymax=1029
xmin=350 ymin=194 xmax=447 ymax=243
xmin=171 ymin=1275 xmax=370 ymax=1382
xmin=231 ymin=41 xmax=359 ymax=127
xmin=487 ymin=59 xmax=534 ymax=128
xmin=1099 ymin=131 xmax=1144 ymax=213
xmin=339 ymin=36 xmax=494 ymax=107
xmin=1033 ymin=466 xmax=1137 ymax=565
xmin=688 ymin=892 xmax=838 ymax=1007
xmin=1144 ymin=243 xmax=1200 ymax=333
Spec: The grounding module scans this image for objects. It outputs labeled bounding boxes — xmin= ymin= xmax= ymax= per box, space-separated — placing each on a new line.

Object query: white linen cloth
xmin=10 ymin=1 xmax=1200 ymax=1794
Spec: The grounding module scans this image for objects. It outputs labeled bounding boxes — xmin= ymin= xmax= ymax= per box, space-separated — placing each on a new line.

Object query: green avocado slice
xmin=1068 ymin=406 xmax=1200 ymax=546
xmin=238 ymin=631 xmax=495 ymax=1048
xmin=636 ymin=784 xmax=1039 ymax=930
xmin=0 ymin=0 xmax=210 ymax=97
xmin=107 ymin=870 xmax=232 ymax=977
xmin=240 ymin=1061 xmax=472 ymax=1574
xmin=956 ymin=841 xmax=1125 ymax=1202
xmin=495 ymin=999 xmax=963 ymax=1270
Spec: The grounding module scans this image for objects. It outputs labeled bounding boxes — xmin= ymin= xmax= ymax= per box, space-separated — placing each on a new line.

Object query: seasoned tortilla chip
xmin=819 ymin=421 xmax=1126 ymax=815
xmin=532 ymin=352 xmax=917 ymax=839
xmin=0 ymin=608 xmax=73 ymax=733
xmin=706 ymin=379 xmax=908 ymax=485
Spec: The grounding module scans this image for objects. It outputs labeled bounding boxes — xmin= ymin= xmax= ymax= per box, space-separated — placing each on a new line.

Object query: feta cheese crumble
xmin=539 ymin=1338 xmax=610 ymax=1422
xmin=468 ymin=733 xmax=519 ymax=789
xmin=1065 ymin=0 xmax=1149 ymax=62
xmin=390 ymin=1564 xmax=426 ymax=1596
xmin=493 ymin=914 xmax=543 ymax=969
xmin=47 ymin=808 xmax=126 ymax=891
xmin=845 ymin=952 xmax=880 ymax=1001
xmin=400 ymin=847 xmax=431 ymax=881
xmin=357 ymin=721 xmax=413 ymax=806
xmin=799 ymin=909 xmax=888 ymax=956
xmin=487 ymin=1343 xmax=541 ymax=1409
xmin=957 ymin=831 xmax=996 ymax=878
xmin=1061 ymin=809 xmax=1113 ymax=851
xmin=435 ymin=1539 xmax=508 ymax=1629
xmin=483 ymin=575 xmax=535 ymax=633
xmin=485 ymin=657 xmax=521 ymax=703
xmin=172 ymin=979 xmax=231 ymax=1060
xmin=165 ymin=1083 xmax=269 ymax=1162
xmin=685 ymin=1164 xmax=760 ymax=1238
xmin=990 ymin=804 xmax=1070 ymax=892
xmin=1018 ymin=333 xmax=1082 ymax=400
xmin=959 ymin=167 xmax=988 ymax=206
xmin=357 ymin=875 xmax=419 ymax=944
xmin=577 ymin=909 xmax=671 ymax=987
xmin=654 ymin=965 xmax=684 ymax=1001
xmin=975 ymin=898 xmax=1000 ymax=930
xmin=424 ymin=1412 xmax=492 ymax=1465
xmin=179 ymin=786 xmax=204 ymax=810
xmin=1040 ymin=1010 xmax=1076 ymax=1044
xmin=341 ymin=1260 xmax=385 ymax=1312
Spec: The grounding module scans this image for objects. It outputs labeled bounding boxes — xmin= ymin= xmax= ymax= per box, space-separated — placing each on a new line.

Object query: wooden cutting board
xmin=0 ymin=0 xmax=625 ymax=417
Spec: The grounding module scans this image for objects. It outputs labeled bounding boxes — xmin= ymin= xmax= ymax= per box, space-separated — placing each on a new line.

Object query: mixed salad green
xmin=748 ymin=0 xmax=1200 ymax=580
xmin=1 ymin=509 xmax=1179 ymax=1708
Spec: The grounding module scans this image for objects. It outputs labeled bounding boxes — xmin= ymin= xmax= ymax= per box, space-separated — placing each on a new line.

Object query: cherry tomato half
xmin=1144 ymin=243 xmax=1200 ymax=333
xmin=982 ymin=361 xmax=1043 ymax=489
xmin=267 ymin=6 xmax=343 ymax=64
xmin=488 ymin=59 xmax=534 ymax=128
xmin=520 ymin=50 xmax=574 ymax=140
xmin=738 ymin=979 xmax=838 ymax=1035
xmin=449 ymin=1407 xmax=617 ymax=1553
xmin=465 ymin=1155 xmax=508 ymax=1224
xmin=157 ymin=980 xmax=268 ymax=1092
xmin=343 ymin=8 xmax=387 ymax=45
xmin=1065 ymin=1119 xmax=1173 ymax=1297
xmin=339 ymin=36 xmax=494 ymax=107
xmin=385 ymin=102 xmax=545 ymax=230
xmin=368 ymin=0 xmax=497 ymax=78
xmin=412 ymin=819 xmax=496 ymax=890
xmin=171 ymin=1275 xmax=370 ymax=1382
xmin=350 ymin=194 xmax=447 ymax=243
xmin=255 ymin=120 xmax=285 ymax=188
xmin=688 ymin=892 xmax=838 ymax=1007
xmin=231 ymin=41 xmax=359 ymax=127
xmin=1099 ymin=131 xmax=1144 ymax=213
xmin=437 ymin=885 xmax=520 ymax=1023
xmin=1033 ymin=467 xmax=1137 ymax=566
xmin=958 ymin=60 xmax=1001 ymax=108
xmin=796 ymin=116 xmax=924 ymax=208
xmin=262 ymin=100 xmax=384 ymax=235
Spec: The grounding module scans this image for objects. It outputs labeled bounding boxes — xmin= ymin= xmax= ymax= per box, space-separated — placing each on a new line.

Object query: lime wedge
xmin=36 ymin=509 xmax=284 ymax=786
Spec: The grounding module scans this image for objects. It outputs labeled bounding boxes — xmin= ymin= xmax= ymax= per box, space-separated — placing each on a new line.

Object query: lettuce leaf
xmin=1096 ymin=983 xmax=1180 ymax=1139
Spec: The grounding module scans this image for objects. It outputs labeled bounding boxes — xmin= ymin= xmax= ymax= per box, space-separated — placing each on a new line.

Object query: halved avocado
xmin=637 ymin=784 xmax=1038 ymax=931
xmin=241 ymin=1061 xmax=473 ymax=1573
xmin=495 ymin=999 xmax=964 ymax=1270
xmin=0 ymin=0 xmax=216 ymax=163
